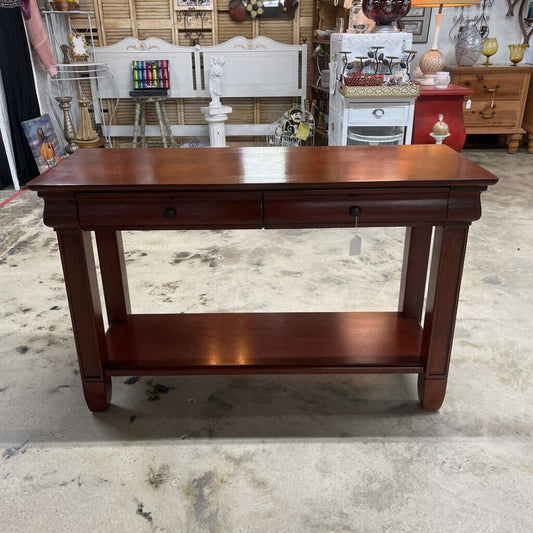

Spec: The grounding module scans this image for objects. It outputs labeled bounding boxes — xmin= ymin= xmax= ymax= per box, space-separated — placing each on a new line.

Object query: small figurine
xmin=430 ymin=114 xmax=451 ymax=145
xmin=208 ymin=56 xmax=225 ymax=108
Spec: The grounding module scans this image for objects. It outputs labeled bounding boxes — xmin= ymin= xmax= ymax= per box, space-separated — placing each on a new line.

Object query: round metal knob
xmin=349 ymin=206 xmax=361 ymax=217
xmin=164 ymin=207 xmax=176 ymax=219
xmin=372 ymin=108 xmax=385 ymax=118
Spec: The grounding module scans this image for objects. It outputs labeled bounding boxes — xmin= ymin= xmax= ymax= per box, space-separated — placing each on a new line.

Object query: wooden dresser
xmin=447 ymin=64 xmax=533 ymax=153
xmin=522 ymin=74 xmax=533 ymax=153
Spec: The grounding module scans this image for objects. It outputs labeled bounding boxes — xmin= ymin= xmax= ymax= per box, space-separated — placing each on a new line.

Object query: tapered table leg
xmin=419 ymin=224 xmax=470 ymax=410
xmin=398 ymin=226 xmax=432 ymax=321
xmin=57 ymin=230 xmax=111 ymax=411
xmin=95 ymin=230 xmax=131 ymax=324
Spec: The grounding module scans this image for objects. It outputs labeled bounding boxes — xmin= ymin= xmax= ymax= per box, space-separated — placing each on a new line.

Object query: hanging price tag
xmin=466 ymin=98 xmax=472 ymax=110
xmin=349 ymin=213 xmax=361 ymax=256
xmin=350 ymin=234 xmax=362 ymax=256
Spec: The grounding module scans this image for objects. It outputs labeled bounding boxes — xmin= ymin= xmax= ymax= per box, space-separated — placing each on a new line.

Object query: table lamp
xmin=411 ymin=0 xmax=480 ymax=85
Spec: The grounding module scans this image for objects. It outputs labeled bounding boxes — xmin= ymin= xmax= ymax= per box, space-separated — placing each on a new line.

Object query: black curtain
xmin=0 ymin=4 xmax=40 ymax=188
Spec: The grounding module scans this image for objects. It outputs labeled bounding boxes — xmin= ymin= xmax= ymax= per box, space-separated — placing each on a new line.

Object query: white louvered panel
xmin=114 ymin=100 xmax=136 ymax=125
xmin=258 ymin=19 xmax=293 ymax=44
xmin=221 ymin=97 xmax=254 ymax=125
xmin=258 ymin=97 xmax=296 ymax=124
xmin=100 ymin=0 xmax=131 ymax=19
xmin=300 ymin=0 xmax=313 ymax=18
xmin=138 ymin=28 xmax=173 ymax=41
xmin=136 ymin=1 xmax=171 ymax=19
xmin=102 ymin=28 xmax=134 ymax=44
xmin=217 ymin=17 xmax=253 ymax=41
xmin=142 ymin=99 xmax=179 ymax=125
xmin=183 ymin=98 xmax=211 ymax=124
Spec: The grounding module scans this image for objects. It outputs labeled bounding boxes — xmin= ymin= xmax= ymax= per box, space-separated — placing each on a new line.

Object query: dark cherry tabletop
xmin=27 ymin=145 xmax=499 ymax=192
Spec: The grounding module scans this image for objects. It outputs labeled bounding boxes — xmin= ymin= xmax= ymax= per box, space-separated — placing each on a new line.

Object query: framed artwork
xmin=69 ymin=33 xmax=89 ymax=60
xmin=398 ymin=8 xmax=432 ymax=44
xmin=21 ymin=114 xmax=63 ymax=174
xmin=176 ymin=0 xmax=213 ymax=10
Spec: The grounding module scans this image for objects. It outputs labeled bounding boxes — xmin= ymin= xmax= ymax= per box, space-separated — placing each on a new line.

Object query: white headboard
xmin=93 ymin=36 xmax=307 ymax=139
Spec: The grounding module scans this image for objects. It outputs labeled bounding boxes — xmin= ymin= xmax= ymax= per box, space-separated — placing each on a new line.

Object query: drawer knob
xmin=372 ymin=108 xmax=385 ymax=118
xmin=164 ymin=207 xmax=176 ymax=219
xmin=349 ymin=206 xmax=361 ymax=217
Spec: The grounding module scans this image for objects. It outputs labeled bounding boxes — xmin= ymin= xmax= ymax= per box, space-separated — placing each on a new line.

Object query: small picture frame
xmin=69 ymin=33 xmax=89 ymax=60
xmin=398 ymin=8 xmax=432 ymax=44
xmin=176 ymin=0 xmax=212 ymax=10
xmin=21 ymin=114 xmax=63 ymax=174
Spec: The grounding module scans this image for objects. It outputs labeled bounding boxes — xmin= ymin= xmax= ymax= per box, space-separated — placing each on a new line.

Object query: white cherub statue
xmin=208 ymin=56 xmax=225 ymax=108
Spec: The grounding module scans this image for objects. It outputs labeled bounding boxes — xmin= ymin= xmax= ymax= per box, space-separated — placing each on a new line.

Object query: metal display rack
xmin=42 ymin=10 xmax=118 ymax=144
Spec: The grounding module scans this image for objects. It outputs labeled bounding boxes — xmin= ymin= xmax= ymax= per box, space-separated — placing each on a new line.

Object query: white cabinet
xmin=328 ymin=88 xmax=416 ymax=146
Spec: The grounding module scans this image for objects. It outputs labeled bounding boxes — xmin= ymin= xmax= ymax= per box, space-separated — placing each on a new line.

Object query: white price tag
xmin=466 ymin=98 xmax=472 ymax=110
xmin=350 ymin=235 xmax=361 ymax=256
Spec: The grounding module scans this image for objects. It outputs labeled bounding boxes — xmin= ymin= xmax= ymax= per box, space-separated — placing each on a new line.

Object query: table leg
xmin=418 ymin=224 xmax=469 ymax=410
xmin=398 ymin=226 xmax=432 ymax=321
xmin=132 ymin=102 xmax=140 ymax=148
xmin=95 ymin=230 xmax=131 ymax=323
xmin=527 ymin=132 xmax=533 ymax=154
xmin=154 ymin=101 xmax=168 ymax=148
xmin=140 ymin=102 xmax=146 ymax=148
xmin=507 ymin=133 xmax=522 ymax=154
xmin=57 ymin=230 xmax=111 ymax=411
xmin=160 ymin=100 xmax=177 ymax=147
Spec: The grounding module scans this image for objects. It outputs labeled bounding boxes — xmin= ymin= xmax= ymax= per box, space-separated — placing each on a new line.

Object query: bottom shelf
xmin=105 ymin=312 xmax=424 ymax=375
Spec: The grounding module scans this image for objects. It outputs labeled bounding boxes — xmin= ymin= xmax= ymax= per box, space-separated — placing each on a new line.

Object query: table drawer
xmin=463 ymin=100 xmax=522 ymax=128
xmin=347 ymin=103 xmax=410 ymax=125
xmin=454 ymin=73 xmax=527 ymax=99
xmin=263 ymin=189 xmax=449 ymax=227
xmin=76 ymin=192 xmax=263 ymax=229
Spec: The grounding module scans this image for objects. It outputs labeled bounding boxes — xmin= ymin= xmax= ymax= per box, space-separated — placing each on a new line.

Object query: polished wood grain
xmin=27 ymin=146 xmax=498 ymax=412
xmin=28 ymin=145 xmax=498 ymax=192
xmin=105 ymin=313 xmax=424 ymax=375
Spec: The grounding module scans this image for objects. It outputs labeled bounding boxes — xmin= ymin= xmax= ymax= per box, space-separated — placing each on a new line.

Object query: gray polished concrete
xmin=0 ymin=149 xmax=532 ymax=532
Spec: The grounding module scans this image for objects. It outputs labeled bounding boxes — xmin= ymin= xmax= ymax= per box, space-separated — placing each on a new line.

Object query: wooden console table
xmin=28 ymin=146 xmax=498 ymax=412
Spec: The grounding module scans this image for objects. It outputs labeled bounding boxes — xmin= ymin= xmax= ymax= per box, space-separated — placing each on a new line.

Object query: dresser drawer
xmin=76 ymin=192 xmax=263 ymax=229
xmin=347 ymin=103 xmax=410 ymax=125
xmin=263 ymin=189 xmax=449 ymax=227
xmin=454 ymin=73 xmax=527 ymax=100
xmin=463 ymin=100 xmax=522 ymax=128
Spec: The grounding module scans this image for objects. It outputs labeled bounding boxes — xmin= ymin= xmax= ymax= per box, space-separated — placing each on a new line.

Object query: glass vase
xmin=508 ymin=44 xmax=527 ymax=66
xmin=362 ymin=0 xmax=411 ymax=32
xmin=455 ymin=20 xmax=482 ymax=67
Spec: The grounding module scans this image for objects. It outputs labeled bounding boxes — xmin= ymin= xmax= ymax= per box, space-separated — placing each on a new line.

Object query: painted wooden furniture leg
xmin=140 ymin=101 xmax=147 ymax=147
xmin=154 ymin=100 xmax=168 ymax=148
xmin=57 ymin=230 xmax=111 ymax=411
xmin=160 ymin=99 xmax=177 ymax=147
xmin=507 ymin=133 xmax=522 ymax=154
xmin=95 ymin=230 xmax=131 ymax=323
xmin=418 ymin=224 xmax=469 ymax=410
xmin=132 ymin=101 xmax=141 ymax=148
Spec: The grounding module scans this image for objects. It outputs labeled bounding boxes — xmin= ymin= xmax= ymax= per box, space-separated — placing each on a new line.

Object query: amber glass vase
xmin=481 ymin=38 xmax=498 ymax=66
xmin=509 ymin=44 xmax=527 ymax=66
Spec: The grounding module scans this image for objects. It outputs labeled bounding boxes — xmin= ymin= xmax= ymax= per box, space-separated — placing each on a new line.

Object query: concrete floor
xmin=0 ymin=148 xmax=532 ymax=532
